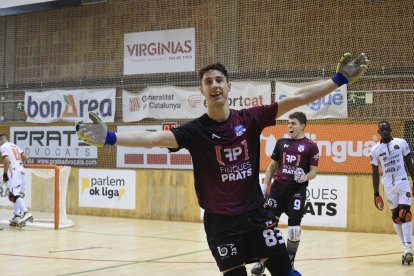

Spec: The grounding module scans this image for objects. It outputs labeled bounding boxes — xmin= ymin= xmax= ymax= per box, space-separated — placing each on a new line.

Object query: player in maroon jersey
xmin=76 ymin=54 xmax=369 ymax=276
xmin=251 ymin=112 xmax=318 ymax=274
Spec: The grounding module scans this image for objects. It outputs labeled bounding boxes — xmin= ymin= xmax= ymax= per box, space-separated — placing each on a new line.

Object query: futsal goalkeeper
xmin=76 ymin=53 xmax=369 ymax=276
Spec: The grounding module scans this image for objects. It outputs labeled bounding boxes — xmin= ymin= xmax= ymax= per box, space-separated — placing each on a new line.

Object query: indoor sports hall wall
xmin=1 ymin=1 xmax=414 ymax=234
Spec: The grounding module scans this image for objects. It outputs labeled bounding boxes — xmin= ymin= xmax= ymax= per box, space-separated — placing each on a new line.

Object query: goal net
xmin=0 ymin=165 xmax=73 ymax=229
xmin=0 ymin=0 xmax=413 ymax=230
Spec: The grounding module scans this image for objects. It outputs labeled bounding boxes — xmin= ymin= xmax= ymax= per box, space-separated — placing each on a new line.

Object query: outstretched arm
xmin=277 ymin=52 xmax=369 ymax=118
xmin=76 ymin=112 xmax=179 ymax=148
xmin=116 ymin=130 xmax=178 ymax=148
xmin=277 ymin=79 xmax=338 ymax=118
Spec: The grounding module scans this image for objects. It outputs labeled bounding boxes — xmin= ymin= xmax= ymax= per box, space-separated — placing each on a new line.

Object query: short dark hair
xmin=289 ymin=112 xmax=307 ymax=126
xmin=378 ymin=120 xmax=391 ymax=128
xmin=198 ymin=63 xmax=229 ymax=83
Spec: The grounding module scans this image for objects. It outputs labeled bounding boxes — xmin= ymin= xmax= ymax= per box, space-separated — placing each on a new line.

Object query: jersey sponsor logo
xmin=217 ymin=244 xmax=237 ymax=257
xmin=216 ymin=140 xmax=252 ymax=182
xmin=234 ymin=124 xmax=246 ymax=137
xmin=283 ymin=144 xmax=289 ymax=148
xmin=298 ymin=145 xmax=305 ymax=152
xmin=313 ymin=153 xmax=319 ymax=160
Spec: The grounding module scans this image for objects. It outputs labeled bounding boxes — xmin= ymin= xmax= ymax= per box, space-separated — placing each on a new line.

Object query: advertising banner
xmin=25 ymin=88 xmax=115 ymax=123
xmin=10 ymin=126 xmax=98 ymax=167
xmin=276 ymin=81 xmax=348 ymax=120
xmin=79 ymin=169 xmax=136 ymax=210
xmin=260 ymin=124 xmax=378 ymax=173
xmin=124 ymin=28 xmax=195 ymax=75
xmin=122 ymin=82 xmax=270 ymax=121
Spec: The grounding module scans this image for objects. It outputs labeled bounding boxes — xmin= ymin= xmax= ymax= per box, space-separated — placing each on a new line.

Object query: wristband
xmin=331 ymin=72 xmax=348 ymax=86
xmin=105 ymin=131 xmax=117 ymax=145
xmin=374 ymin=192 xmax=379 ymax=197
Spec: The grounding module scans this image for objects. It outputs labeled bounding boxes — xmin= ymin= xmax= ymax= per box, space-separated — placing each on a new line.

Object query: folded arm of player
xmin=276 ymin=52 xmax=370 ymax=118
xmin=76 ymin=112 xmax=179 ymax=148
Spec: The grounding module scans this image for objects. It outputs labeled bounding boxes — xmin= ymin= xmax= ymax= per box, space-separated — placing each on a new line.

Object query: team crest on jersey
xmin=394 ymin=145 xmax=400 ymax=149
xmin=298 ymin=145 xmax=305 ymax=152
xmin=234 ymin=124 xmax=246 ymax=137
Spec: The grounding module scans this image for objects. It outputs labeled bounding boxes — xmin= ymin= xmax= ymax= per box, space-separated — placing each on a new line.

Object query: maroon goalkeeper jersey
xmin=171 ymin=103 xmax=278 ymax=215
xmin=272 ymin=137 xmax=319 ymax=187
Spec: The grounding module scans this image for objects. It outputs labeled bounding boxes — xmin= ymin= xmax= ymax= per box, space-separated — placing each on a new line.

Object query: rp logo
xmin=286 ymin=154 xmax=297 ymax=163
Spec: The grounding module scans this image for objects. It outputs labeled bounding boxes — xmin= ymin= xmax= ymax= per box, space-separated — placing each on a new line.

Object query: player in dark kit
xmin=76 ymin=53 xmax=369 ymax=275
xmin=251 ymin=112 xmax=318 ymax=275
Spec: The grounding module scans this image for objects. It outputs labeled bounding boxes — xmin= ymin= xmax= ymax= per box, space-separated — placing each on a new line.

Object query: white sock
xmin=15 ymin=197 xmax=27 ymax=213
xmin=13 ymin=203 xmax=20 ymax=217
xmin=394 ymin=223 xmax=404 ymax=243
xmin=402 ymin=221 xmax=413 ymax=244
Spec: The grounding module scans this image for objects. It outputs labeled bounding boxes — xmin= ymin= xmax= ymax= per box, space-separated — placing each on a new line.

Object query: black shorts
xmin=267 ymin=181 xmax=307 ymax=220
xmin=204 ymin=207 xmax=291 ymax=272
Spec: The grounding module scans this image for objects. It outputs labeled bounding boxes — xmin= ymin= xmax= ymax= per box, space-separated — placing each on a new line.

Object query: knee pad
xmin=287 ymin=226 xmax=301 ymax=242
xmin=8 ymin=193 xmax=20 ymax=203
xmin=393 ymin=205 xmax=412 ymax=224
xmin=223 ymin=266 xmax=247 ymax=276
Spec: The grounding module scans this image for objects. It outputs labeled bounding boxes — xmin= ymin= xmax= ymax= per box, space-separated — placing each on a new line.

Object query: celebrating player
xmin=0 ymin=134 xmax=32 ymax=227
xmin=251 ymin=112 xmax=318 ymax=274
xmin=370 ymin=121 xmax=414 ymax=265
xmin=76 ymin=53 xmax=369 ymax=276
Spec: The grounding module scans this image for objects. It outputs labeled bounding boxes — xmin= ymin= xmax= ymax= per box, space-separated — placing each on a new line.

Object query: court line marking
xmin=0 ymin=250 xmax=403 ymax=275
xmin=49 ymin=246 xmax=105 ymax=253
xmin=63 ymin=229 xmax=205 ymax=243
xmin=56 ymin=249 xmax=211 ymax=276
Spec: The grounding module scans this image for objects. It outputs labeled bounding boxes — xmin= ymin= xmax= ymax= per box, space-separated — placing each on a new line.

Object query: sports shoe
xmin=20 ymin=212 xmax=33 ymax=223
xmin=402 ymin=243 xmax=413 ymax=265
xmin=251 ymin=262 xmax=265 ymax=275
xmin=10 ymin=215 xmax=21 ymax=223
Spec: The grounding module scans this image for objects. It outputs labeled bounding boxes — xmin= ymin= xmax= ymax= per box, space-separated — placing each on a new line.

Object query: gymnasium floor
xmin=0 ymin=214 xmax=412 ymax=276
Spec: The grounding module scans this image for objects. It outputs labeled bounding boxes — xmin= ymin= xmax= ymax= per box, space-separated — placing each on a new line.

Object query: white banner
xmin=122 ymin=87 xmax=204 ymax=122
xmin=79 ymin=169 xmax=136 ymax=210
xmin=25 ymin=88 xmax=116 ymax=123
xmin=10 ymin=126 xmax=98 ymax=166
xmin=117 ymin=125 xmax=192 ymax=169
xmin=122 ymin=82 xmax=271 ymax=122
xmin=124 ymin=28 xmax=195 ymax=75
xmin=275 ymin=81 xmax=347 ymax=120
xmin=275 ymin=175 xmax=348 ymax=228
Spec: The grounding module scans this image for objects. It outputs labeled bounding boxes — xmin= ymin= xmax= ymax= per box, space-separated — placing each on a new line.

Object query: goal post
xmin=0 ymin=164 xmax=73 ymax=230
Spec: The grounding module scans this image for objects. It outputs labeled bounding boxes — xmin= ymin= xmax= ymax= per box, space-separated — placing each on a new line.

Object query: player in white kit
xmin=370 ymin=121 xmax=414 ymax=265
xmin=0 ymin=134 xmax=32 ymax=226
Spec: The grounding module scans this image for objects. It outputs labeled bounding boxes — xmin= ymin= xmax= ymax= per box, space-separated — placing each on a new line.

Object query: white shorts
xmin=383 ymin=179 xmax=412 ymax=209
xmin=9 ymin=167 xmax=25 ymax=196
